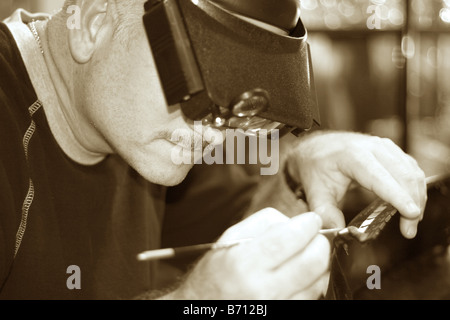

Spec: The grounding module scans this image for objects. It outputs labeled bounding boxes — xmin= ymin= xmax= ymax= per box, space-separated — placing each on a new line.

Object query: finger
xmin=406 ymin=164 xmax=427 ymax=223
xmin=304 ymin=179 xmax=347 ymax=229
xmin=309 ymin=202 xmax=346 ymax=230
xmin=243 ymin=212 xmax=323 ymax=270
xmin=273 ymin=234 xmax=331 ymax=295
xmin=374 ymin=138 xmax=426 ymax=213
xmin=219 ymin=207 xmax=289 ymax=241
xmin=372 ymin=139 xmax=427 ymax=237
xmin=373 ymin=144 xmax=419 ymax=205
xmin=289 ymin=272 xmax=331 ymax=300
xmin=373 ymin=150 xmax=422 ymax=238
xmin=345 ymin=151 xmax=421 ymax=221
xmin=400 ymin=217 xmax=419 ymax=239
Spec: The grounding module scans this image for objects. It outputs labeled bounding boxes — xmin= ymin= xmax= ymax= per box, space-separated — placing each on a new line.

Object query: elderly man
xmin=0 ymin=0 xmax=426 ymax=299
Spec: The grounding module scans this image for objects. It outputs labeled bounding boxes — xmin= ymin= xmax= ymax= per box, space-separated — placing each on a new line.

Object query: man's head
xmin=48 ymin=0 xmax=308 ymax=186
xmin=50 ymin=0 xmax=197 ymax=186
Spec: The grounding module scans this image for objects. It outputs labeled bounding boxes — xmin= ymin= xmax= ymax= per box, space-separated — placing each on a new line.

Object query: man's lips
xmin=168 ymin=132 xmax=206 ymax=152
xmin=167 ymin=124 xmax=225 ymax=153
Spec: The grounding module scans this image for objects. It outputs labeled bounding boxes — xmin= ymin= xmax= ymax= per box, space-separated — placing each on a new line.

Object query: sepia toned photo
xmin=0 ymin=0 xmax=449 ymax=305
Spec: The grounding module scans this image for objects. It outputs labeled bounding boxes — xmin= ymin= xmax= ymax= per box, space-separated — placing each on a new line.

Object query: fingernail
xmin=406 ymin=226 xmax=417 ymax=238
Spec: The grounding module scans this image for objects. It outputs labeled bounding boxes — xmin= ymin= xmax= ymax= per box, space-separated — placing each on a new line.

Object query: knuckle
xmin=406 ymin=154 xmax=419 ymax=167
xmin=255 ymin=207 xmax=286 ymax=222
xmin=380 ymin=137 xmax=394 ymax=145
xmin=380 ymin=137 xmax=400 ymax=150
xmin=372 ymin=136 xmax=388 ymax=149
xmin=417 ymin=167 xmax=426 ymax=180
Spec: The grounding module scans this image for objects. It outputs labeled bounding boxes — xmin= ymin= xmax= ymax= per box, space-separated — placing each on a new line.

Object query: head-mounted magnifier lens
xmin=200 ymin=89 xmax=286 ymax=136
xmin=143 ymin=0 xmax=320 ymax=136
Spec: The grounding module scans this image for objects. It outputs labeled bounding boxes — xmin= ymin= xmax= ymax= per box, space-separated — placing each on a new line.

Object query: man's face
xmin=78 ymin=6 xmax=199 ymax=186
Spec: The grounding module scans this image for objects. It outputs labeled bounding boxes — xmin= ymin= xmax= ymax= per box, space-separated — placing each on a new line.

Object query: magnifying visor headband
xmin=143 ymin=0 xmax=320 ymax=134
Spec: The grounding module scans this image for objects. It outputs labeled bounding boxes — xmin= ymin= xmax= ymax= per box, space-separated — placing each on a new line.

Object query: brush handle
xmin=137 ymin=231 xmax=344 ymax=262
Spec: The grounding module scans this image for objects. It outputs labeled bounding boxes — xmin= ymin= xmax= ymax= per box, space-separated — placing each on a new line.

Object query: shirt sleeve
xmin=0 ymin=163 xmax=18 ymax=288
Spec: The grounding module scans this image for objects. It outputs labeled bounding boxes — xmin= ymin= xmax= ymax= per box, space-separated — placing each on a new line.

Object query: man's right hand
xmin=165 ymin=208 xmax=331 ymax=299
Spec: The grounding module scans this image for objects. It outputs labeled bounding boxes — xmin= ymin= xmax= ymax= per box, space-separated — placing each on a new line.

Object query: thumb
xmin=307 ymin=194 xmax=346 ymax=229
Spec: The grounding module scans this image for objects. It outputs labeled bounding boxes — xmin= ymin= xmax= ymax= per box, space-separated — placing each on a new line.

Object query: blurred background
xmin=1 ymin=0 xmax=449 ymax=178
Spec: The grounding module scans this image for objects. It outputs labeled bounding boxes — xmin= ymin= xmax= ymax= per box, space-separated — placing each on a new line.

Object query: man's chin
xmin=138 ymin=162 xmax=194 ymax=187
xmin=161 ymin=164 xmax=193 ymax=187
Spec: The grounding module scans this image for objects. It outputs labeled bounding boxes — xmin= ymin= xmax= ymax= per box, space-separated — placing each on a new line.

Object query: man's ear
xmin=68 ymin=0 xmax=109 ymax=64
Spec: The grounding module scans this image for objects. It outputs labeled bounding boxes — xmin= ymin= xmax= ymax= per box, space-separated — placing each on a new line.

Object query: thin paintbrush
xmin=136 ymin=227 xmax=360 ymax=262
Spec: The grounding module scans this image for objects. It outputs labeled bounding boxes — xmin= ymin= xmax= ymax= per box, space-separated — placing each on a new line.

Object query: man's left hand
xmin=285 ymin=131 xmax=427 ymax=239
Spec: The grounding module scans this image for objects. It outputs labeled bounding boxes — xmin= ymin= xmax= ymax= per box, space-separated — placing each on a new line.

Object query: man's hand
xmin=167 ymin=208 xmax=331 ymax=300
xmin=286 ymin=131 xmax=427 ymax=239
